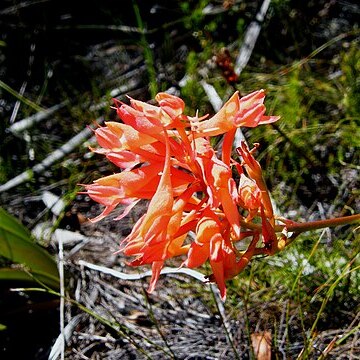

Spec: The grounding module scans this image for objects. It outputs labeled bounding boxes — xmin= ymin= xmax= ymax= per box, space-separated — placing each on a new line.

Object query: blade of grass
xmin=278 ymin=30 xmax=359 ymax=76
xmin=0 ymin=267 xmax=59 ymax=289
xmin=132 ymin=0 xmax=158 ymax=97
xmin=210 ymin=285 xmax=241 ymax=360
xmin=299 ymin=260 xmax=360 ymax=358
xmin=10 ymin=284 xmax=167 ymax=359
xmin=0 ymin=79 xmax=44 ymax=112
xmin=143 ymin=290 xmax=177 ymax=359
xmin=284 ymin=230 xmax=325 ymax=358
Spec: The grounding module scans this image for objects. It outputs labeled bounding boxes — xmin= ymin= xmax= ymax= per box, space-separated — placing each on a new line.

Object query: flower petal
xmin=156 ymin=92 xmax=185 ymax=119
xmin=148 ymin=261 xmax=164 ymax=293
xmin=195 ymin=91 xmax=240 ymax=137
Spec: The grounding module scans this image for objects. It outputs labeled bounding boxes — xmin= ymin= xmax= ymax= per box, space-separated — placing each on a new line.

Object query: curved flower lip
xmin=105 ymin=121 xmax=157 ymax=149
xmin=183 ymin=208 xmax=242 ymax=300
xmin=195 ymin=90 xmax=280 ymax=137
xmin=116 ymin=102 xmax=165 ymax=139
xmin=128 ymin=92 xmax=188 ymax=129
xmin=234 ymin=103 xmax=276 ymax=128
xmin=155 ymin=92 xmax=185 ymax=119
xmin=238 ymin=174 xmax=262 ymax=222
xmin=184 ymin=209 xmax=220 ymax=268
xmin=195 ymin=91 xmax=240 ymax=137
xmin=238 ymin=174 xmax=261 ymax=210
xmin=92 ymin=126 xmax=122 ymax=150
xmin=105 ymin=151 xmax=143 ymax=169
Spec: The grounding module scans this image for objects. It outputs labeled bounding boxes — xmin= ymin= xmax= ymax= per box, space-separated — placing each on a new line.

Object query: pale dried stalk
xmin=235 ymin=0 xmax=272 ymax=76
xmin=0 ymin=118 xmax=103 ymax=193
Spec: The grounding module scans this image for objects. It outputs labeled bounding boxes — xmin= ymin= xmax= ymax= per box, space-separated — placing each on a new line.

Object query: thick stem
xmin=282 ymin=214 xmax=360 ymax=234
xmin=239 ymin=214 xmax=360 ymax=234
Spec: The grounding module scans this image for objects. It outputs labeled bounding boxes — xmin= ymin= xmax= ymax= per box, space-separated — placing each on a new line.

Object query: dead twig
xmin=77 ymin=260 xmax=207 ymax=283
xmin=0 ymin=117 xmax=103 ymax=193
xmin=235 ymin=0 xmax=272 ymax=76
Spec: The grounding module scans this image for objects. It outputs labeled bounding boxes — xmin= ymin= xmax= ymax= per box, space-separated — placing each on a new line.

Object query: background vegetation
xmin=0 ymin=0 xmax=359 ymax=359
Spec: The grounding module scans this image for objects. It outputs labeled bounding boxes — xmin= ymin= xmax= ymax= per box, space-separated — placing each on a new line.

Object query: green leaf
xmin=0 ymin=208 xmax=59 ymax=289
xmin=0 ymin=323 xmax=7 ymax=331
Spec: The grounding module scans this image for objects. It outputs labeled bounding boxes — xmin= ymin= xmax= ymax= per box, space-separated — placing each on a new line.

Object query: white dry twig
xmin=0 ymin=117 xmax=104 ymax=193
xmin=9 ymin=102 xmax=68 ymax=134
xmin=48 ymin=314 xmax=83 ymax=360
xmin=199 ymin=80 xmax=223 ymax=112
xmin=78 ymin=260 xmax=207 ymax=283
xmin=234 ymin=0 xmax=272 ymax=76
xmin=41 ymin=191 xmax=66 ymax=217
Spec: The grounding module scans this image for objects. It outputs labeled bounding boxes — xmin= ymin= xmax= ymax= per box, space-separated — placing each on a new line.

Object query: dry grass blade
xmin=9 ymin=102 xmax=68 ymax=134
xmin=48 ymin=314 xmax=83 ymax=360
xmin=234 ymin=0 xmax=272 ymax=75
xmin=0 ymin=117 xmax=104 ymax=193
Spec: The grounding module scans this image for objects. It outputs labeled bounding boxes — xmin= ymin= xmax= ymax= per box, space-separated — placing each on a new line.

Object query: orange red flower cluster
xmin=85 ymin=90 xmax=280 ymax=299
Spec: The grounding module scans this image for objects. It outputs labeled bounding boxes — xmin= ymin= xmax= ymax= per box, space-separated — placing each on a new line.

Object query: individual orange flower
xmin=184 ymin=208 xmax=259 ymax=300
xmin=155 ymin=92 xmax=185 ymax=120
xmin=195 ymin=90 xmax=279 ymax=137
xmin=184 ymin=208 xmax=231 ymax=299
xmin=115 ymin=102 xmax=164 ymax=139
xmin=237 ymin=142 xmax=274 ymax=220
xmin=94 ymin=122 xmax=156 ymax=152
xmin=237 ymin=142 xmax=277 ymax=250
xmin=238 ymin=174 xmax=262 ymax=221
xmin=84 ymin=161 xmax=194 ymax=222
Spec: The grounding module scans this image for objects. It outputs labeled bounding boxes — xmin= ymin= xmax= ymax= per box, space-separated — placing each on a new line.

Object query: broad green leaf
xmin=0 ymin=267 xmax=59 ymax=289
xmin=0 ymin=323 xmax=6 ymax=331
xmin=0 ymin=207 xmax=59 ymax=289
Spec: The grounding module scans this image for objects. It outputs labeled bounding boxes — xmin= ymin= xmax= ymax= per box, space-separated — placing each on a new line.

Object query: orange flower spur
xmin=84 ymin=90 xmax=281 ymax=300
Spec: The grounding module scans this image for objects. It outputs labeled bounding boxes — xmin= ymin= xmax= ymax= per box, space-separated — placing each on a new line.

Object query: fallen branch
xmin=235 ymin=0 xmax=272 ymax=75
xmin=199 ymin=80 xmax=223 ymax=112
xmin=0 ymin=118 xmax=103 ymax=193
xmin=9 ymin=102 xmax=68 ymax=135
